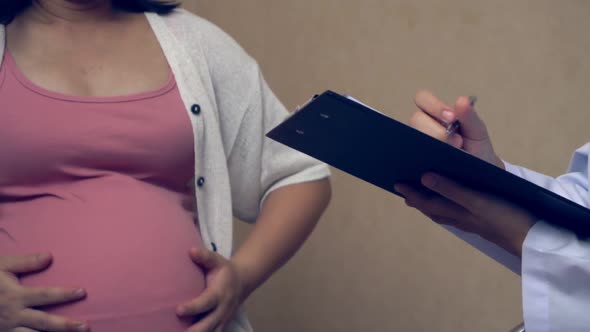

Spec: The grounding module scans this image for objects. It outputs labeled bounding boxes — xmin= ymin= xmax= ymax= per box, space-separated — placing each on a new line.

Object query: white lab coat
xmin=445 ymin=143 xmax=590 ymax=332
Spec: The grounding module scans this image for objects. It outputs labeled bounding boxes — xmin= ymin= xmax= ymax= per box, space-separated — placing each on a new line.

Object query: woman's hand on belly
xmin=0 ymin=253 xmax=89 ymax=332
xmin=175 ymin=248 xmax=245 ymax=332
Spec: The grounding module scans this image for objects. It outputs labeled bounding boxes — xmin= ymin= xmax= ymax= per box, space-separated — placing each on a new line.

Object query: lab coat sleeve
xmin=515 ymin=144 xmax=590 ymax=331
xmin=439 ymin=156 xmax=565 ymax=276
xmin=441 ymin=225 xmax=523 ymax=274
xmin=521 ymin=220 xmax=590 ymax=332
xmin=503 ymin=143 xmax=590 ymax=208
xmin=447 ymin=143 xmax=590 ymax=331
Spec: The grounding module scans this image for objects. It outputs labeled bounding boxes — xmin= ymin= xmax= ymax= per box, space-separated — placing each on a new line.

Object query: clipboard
xmin=266 ymin=90 xmax=590 ymax=235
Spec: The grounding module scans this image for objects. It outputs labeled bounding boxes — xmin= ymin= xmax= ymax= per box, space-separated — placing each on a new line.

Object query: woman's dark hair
xmin=1 ymin=0 xmax=180 ymax=25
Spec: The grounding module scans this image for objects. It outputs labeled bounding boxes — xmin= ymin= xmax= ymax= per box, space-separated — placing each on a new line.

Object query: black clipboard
xmin=267 ymin=90 xmax=590 ymax=235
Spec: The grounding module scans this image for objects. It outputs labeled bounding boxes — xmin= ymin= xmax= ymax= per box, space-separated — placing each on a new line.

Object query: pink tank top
xmin=0 ymin=50 xmax=205 ymax=330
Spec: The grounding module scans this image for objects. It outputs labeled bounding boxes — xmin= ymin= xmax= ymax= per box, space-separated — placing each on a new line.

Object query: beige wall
xmin=183 ymin=1 xmax=590 ymax=331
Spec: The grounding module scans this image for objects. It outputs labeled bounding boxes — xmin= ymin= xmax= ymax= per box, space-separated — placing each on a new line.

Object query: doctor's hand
xmin=0 ymin=253 xmax=88 ymax=332
xmin=395 ymin=173 xmax=537 ymax=257
xmin=177 ymin=248 xmax=246 ymax=332
xmin=410 ymin=90 xmax=504 ymax=169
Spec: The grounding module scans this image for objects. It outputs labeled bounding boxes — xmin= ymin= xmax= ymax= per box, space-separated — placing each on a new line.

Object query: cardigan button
xmin=197 ymin=177 xmax=206 ymax=187
xmin=191 ymin=104 xmax=201 ymax=115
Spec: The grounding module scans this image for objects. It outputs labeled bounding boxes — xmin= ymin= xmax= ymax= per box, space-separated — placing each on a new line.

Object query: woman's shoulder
xmin=158 ymin=8 xmax=255 ymax=66
xmin=161 ymin=9 xmax=227 ymax=39
xmin=155 ymin=9 xmax=263 ymax=129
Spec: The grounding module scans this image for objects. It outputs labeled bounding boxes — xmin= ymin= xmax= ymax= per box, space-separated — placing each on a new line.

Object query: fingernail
xmin=74 ymin=288 xmax=86 ymax=297
xmin=422 ymin=173 xmax=438 ymax=188
xmin=74 ymin=322 xmax=89 ymax=332
xmin=394 ymin=185 xmax=407 ymax=199
xmin=37 ymin=253 xmax=51 ymax=261
xmin=176 ymin=305 xmax=186 ymax=315
xmin=442 ymin=110 xmax=455 ymax=122
xmin=450 ymin=133 xmax=462 ymax=147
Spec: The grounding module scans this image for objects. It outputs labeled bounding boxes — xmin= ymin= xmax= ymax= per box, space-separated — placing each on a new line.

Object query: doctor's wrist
xmin=484 ymin=218 xmax=536 ymax=258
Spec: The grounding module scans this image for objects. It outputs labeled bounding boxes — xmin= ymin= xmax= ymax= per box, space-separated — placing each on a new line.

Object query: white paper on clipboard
xmin=344 ymin=94 xmax=388 ymax=116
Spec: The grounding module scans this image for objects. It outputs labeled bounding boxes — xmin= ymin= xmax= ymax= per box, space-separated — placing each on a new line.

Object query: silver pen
xmin=446 ymin=95 xmax=477 ymax=136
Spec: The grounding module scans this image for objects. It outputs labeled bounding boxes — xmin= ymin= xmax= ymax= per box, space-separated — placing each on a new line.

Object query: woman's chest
xmin=0 ymin=65 xmax=194 ymax=193
xmin=6 ymin=17 xmax=171 ymax=98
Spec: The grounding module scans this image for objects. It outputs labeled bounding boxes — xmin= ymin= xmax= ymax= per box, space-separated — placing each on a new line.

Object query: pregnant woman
xmin=0 ymin=1 xmax=331 ymax=332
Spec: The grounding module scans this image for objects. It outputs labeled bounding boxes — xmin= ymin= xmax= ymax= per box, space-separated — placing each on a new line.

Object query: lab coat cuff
xmin=524 ymin=220 xmax=574 ymax=253
xmin=503 ymin=160 xmax=521 ymax=176
xmin=521 ymin=221 xmax=555 ymax=332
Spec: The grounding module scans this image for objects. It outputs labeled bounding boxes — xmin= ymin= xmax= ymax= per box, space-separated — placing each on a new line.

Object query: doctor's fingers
xmin=420 ymin=173 xmax=498 ymax=215
xmin=395 ymin=184 xmax=470 ymax=222
xmin=414 ymin=90 xmax=458 ymax=123
xmin=409 ymin=110 xmax=463 ymax=148
xmin=452 ymin=96 xmax=490 ymax=142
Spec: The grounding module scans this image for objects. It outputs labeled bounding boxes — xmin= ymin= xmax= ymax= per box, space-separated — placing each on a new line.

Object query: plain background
xmin=183 ymin=1 xmax=590 ymax=331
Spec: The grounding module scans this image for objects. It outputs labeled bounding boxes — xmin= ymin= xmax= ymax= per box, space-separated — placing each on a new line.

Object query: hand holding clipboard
xmin=394 ymin=91 xmax=536 ymax=257
xmin=267 ymin=90 xmax=590 ymax=246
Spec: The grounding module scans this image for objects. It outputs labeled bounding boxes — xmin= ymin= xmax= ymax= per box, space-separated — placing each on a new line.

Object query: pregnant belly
xmin=0 ymin=178 xmax=206 ymax=331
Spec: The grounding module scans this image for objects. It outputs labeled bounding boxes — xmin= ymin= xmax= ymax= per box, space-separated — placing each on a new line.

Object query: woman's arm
xmin=232 ymin=178 xmax=331 ymax=300
xmin=176 ymin=179 xmax=330 ymax=332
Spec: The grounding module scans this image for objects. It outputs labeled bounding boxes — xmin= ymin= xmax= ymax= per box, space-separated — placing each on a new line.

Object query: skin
xmin=1 ymin=1 xmax=332 ymax=331
xmin=0 ymin=254 xmax=88 ymax=332
xmin=396 ymin=91 xmax=536 ymax=258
